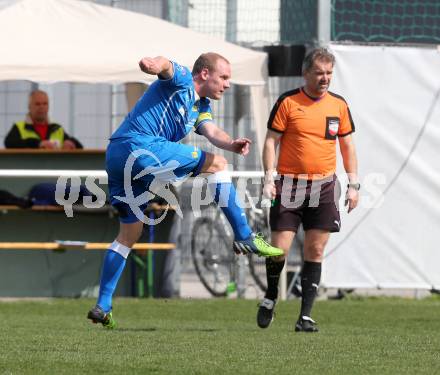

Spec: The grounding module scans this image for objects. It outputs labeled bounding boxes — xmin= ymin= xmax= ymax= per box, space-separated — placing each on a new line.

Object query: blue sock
xmin=97 ymin=249 xmax=126 ymax=313
xmin=211 ymin=182 xmax=252 ymax=241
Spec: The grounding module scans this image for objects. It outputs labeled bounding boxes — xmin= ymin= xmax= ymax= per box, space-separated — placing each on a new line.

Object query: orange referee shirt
xmin=268 ymin=88 xmax=355 ymax=179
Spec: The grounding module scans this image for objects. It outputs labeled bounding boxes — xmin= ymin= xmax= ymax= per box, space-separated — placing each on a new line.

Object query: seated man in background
xmin=4 ymin=89 xmax=83 ymax=149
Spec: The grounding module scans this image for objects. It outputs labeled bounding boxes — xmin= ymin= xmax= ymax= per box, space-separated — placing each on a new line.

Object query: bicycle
xmin=191 ymin=188 xmax=305 ymax=297
xmin=191 ymin=207 xmax=234 ymax=297
xmin=191 ymin=189 xmax=278 ymax=297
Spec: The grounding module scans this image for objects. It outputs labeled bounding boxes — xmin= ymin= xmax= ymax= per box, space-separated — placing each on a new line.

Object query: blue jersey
xmin=111 ymin=62 xmax=212 ymax=142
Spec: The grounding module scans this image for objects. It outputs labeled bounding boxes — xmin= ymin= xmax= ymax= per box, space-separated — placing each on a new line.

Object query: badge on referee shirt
xmin=325 ymin=117 xmax=340 ymax=140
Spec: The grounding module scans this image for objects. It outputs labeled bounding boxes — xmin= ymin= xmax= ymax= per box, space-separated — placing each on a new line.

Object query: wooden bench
xmin=0 ymin=203 xmax=174 ymax=212
xmin=0 ymin=242 xmax=175 ymax=250
xmin=0 ymin=241 xmax=175 ymax=298
xmin=0 ymin=202 xmax=176 ymax=298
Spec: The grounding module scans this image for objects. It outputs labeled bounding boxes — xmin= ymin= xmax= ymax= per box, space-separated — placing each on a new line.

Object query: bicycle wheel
xmin=191 ymin=216 xmax=235 ymax=297
xmin=247 ymin=206 xmax=270 ymax=292
xmin=248 ymin=253 xmax=267 ymax=292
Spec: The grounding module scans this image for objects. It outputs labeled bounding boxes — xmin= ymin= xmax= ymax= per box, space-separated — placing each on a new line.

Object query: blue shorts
xmin=106 ymin=136 xmax=206 ymax=223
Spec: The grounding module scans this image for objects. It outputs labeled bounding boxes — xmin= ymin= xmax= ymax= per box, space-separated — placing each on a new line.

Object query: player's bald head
xmin=192 ymin=52 xmax=230 ymax=75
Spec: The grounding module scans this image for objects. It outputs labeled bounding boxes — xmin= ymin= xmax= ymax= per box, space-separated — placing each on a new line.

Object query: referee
xmin=257 ymin=48 xmax=360 ymax=332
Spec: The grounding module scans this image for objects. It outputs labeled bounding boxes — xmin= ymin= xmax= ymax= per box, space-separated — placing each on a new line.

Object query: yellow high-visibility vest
xmin=15 ymin=121 xmax=65 ymax=145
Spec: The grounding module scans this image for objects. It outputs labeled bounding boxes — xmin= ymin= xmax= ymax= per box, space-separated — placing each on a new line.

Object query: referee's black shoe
xmin=295 ymin=316 xmax=319 ymax=332
xmin=257 ymin=298 xmax=276 ymax=328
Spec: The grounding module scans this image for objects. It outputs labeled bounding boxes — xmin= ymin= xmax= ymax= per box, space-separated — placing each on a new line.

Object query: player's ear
xmin=200 ymin=67 xmax=209 ymax=81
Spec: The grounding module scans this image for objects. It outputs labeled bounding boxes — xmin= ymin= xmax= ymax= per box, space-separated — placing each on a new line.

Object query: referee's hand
xmin=345 ymin=187 xmax=359 ymax=213
xmin=261 ymin=181 xmax=275 ymax=208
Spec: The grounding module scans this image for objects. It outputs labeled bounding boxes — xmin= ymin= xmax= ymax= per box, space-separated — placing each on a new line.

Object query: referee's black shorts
xmin=269 ymin=174 xmax=341 ymax=233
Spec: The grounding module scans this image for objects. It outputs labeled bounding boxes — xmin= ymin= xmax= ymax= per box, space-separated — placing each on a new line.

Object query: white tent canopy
xmin=0 ymin=0 xmax=270 ymax=153
xmin=0 ymin=0 xmax=268 ymax=85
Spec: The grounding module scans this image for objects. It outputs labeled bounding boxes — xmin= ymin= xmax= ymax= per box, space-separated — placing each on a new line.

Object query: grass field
xmin=1 ymin=297 xmax=440 ymax=375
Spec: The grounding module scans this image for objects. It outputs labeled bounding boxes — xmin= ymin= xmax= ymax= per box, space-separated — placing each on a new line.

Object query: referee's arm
xmin=339 ymin=134 xmax=359 ymax=212
xmin=263 ymin=129 xmax=281 ymax=181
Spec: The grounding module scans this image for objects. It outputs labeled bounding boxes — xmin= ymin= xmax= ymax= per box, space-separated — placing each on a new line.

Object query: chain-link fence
xmin=332 ymin=0 xmax=440 ymax=43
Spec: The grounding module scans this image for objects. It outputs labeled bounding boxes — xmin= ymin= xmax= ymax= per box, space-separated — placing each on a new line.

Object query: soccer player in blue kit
xmin=87 ymin=52 xmax=283 ymax=328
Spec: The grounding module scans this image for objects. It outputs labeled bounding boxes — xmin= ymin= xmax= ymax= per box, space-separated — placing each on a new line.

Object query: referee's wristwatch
xmin=347 ymin=182 xmax=361 ymax=191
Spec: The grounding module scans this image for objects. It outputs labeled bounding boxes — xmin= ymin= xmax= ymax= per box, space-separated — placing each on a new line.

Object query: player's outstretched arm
xmin=138 ymin=56 xmax=173 ymax=79
xmin=198 ymin=122 xmax=252 ymax=155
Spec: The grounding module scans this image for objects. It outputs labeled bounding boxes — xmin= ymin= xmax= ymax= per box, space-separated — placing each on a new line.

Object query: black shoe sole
xmin=257 ymin=318 xmax=273 ymax=329
xmin=87 ymin=310 xmax=105 ymax=324
xmin=257 ymin=308 xmax=274 ymax=329
xmin=295 ymin=323 xmax=319 ymax=332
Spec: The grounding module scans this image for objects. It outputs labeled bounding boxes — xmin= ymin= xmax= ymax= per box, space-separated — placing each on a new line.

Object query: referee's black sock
xmin=264 ymin=258 xmax=285 ymax=301
xmin=300 ymin=261 xmax=322 ymax=318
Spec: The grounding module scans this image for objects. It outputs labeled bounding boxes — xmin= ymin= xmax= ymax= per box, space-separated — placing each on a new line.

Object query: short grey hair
xmin=29 ymin=89 xmax=48 ymax=103
xmin=302 ymin=48 xmax=335 ymax=74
